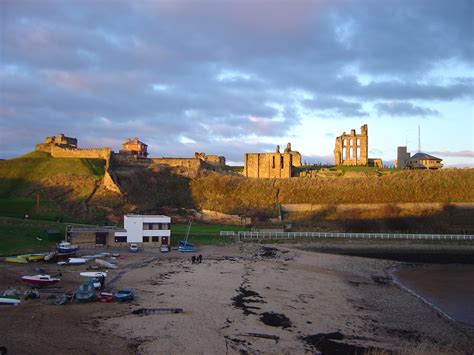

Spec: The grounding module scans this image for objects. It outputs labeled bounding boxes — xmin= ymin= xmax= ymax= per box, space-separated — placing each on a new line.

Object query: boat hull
xmin=0 ymin=297 xmax=21 ymax=305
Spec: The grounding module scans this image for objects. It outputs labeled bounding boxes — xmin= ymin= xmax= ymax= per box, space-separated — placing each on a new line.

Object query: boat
xmin=21 ymin=274 xmax=60 ymax=285
xmin=95 ymin=259 xmax=118 ymax=269
xmin=4 ymin=256 xmax=28 ymax=264
xmin=0 ymin=288 xmax=21 ymax=305
xmin=178 ymin=219 xmax=196 ymax=252
xmin=80 ymin=272 xmax=107 ymax=278
xmin=18 ymin=253 xmax=48 ymax=262
xmin=178 ymin=240 xmax=196 ymax=252
xmin=67 ymin=258 xmax=87 ymax=265
xmin=96 ymin=291 xmax=114 ymax=302
xmin=56 ymin=291 xmax=75 ymax=305
xmin=115 ymin=288 xmax=134 ymax=302
xmin=75 ymin=279 xmax=96 ymax=303
xmin=57 ymin=241 xmax=79 ymax=256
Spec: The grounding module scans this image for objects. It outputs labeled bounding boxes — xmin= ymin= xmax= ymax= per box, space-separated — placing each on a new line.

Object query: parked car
xmin=129 ymin=244 xmax=138 ymax=252
xmin=115 ymin=288 xmax=134 ymax=302
xmin=160 ymin=244 xmax=170 ymax=253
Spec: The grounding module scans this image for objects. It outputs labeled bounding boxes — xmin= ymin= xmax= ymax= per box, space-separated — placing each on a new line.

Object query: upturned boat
xmin=4 ymin=256 xmax=28 ymax=264
xmin=21 ymin=274 xmax=60 ymax=285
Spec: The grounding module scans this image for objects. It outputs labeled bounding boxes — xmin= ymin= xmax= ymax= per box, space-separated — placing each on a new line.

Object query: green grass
xmin=170 ymin=222 xmax=245 ymax=245
xmin=0 ymin=217 xmax=68 ymax=256
xmin=0 ymin=152 xmax=105 ymax=197
xmin=0 ymin=197 xmax=64 ymax=221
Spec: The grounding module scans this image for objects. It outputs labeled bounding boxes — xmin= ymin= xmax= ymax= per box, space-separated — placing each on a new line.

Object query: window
xmin=272 ymin=156 xmax=275 ymax=169
xmin=280 ymin=156 xmax=284 ymax=168
xmin=143 ymin=223 xmax=159 ymax=230
xmin=115 ymin=236 xmax=127 ymax=243
xmin=143 ymin=236 xmax=150 ymax=242
xmin=160 ymin=223 xmax=169 ymax=230
xmin=152 ymin=236 xmax=159 ymax=242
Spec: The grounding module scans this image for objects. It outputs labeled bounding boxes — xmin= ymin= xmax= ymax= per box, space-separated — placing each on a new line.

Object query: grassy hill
xmin=190 ymin=169 xmax=474 ymax=216
xmin=0 ymin=151 xmax=114 ymax=222
xmin=1 ymin=152 xmax=473 ymax=230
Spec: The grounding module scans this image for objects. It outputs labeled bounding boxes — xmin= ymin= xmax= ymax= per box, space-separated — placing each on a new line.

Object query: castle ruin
xmin=243 ymin=143 xmax=301 ymax=178
xmin=334 ymin=124 xmax=369 ymax=166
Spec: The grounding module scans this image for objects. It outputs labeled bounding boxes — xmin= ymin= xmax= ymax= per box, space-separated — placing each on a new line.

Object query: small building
xmin=114 ymin=215 xmax=171 ymax=246
xmin=120 ymin=137 xmax=148 ymax=158
xmin=67 ymin=215 xmax=171 ymax=248
xmin=395 ymin=147 xmax=443 ymax=170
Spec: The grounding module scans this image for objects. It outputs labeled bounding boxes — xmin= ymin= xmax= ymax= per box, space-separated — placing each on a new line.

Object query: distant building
xmin=243 ymin=143 xmax=302 ymax=178
xmin=395 ymin=147 xmax=443 ymax=169
xmin=67 ymin=214 xmax=171 ymax=248
xmin=120 ymin=137 xmax=148 ymax=158
xmin=35 ymin=133 xmax=78 ymax=153
xmin=114 ymin=215 xmax=171 ymax=246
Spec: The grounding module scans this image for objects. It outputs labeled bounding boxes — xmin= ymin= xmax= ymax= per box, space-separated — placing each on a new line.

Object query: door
xmin=96 ymin=232 xmax=107 ymax=245
xmin=161 ymin=236 xmax=169 ymax=245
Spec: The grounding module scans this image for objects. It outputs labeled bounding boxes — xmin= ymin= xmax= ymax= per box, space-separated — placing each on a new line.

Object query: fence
xmin=220 ymin=231 xmax=474 ymax=242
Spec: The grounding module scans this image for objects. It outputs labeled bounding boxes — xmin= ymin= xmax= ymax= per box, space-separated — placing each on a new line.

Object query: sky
xmin=0 ymin=0 xmax=473 ymax=166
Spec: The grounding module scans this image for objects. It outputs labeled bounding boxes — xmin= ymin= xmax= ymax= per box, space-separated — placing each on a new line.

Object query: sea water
xmin=393 ymin=264 xmax=474 ymax=327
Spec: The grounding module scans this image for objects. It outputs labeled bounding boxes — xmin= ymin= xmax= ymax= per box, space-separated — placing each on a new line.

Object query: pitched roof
xmin=410 ymin=152 xmax=442 ymax=161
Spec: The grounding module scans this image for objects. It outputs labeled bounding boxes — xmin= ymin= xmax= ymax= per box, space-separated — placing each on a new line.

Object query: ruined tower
xmin=334 ymin=124 xmax=368 ymax=166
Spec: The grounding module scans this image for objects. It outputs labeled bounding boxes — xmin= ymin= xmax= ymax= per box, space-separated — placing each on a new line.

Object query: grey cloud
xmin=375 ymin=102 xmax=440 ymax=117
xmin=303 ymin=97 xmax=368 ymax=117
xmin=0 ymin=0 xmax=472 ymax=160
xmin=428 ymin=150 xmax=474 ymax=158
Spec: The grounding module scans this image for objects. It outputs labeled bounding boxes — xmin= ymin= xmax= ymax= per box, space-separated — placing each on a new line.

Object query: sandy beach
xmin=1 ymin=243 xmax=473 ymax=354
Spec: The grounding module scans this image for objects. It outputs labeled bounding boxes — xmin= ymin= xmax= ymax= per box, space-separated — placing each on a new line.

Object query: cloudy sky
xmin=1 ymin=0 xmax=473 ymax=166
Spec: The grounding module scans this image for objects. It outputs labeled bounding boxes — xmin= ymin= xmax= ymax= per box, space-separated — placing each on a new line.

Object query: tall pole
xmin=418 ymin=125 xmax=421 ymax=153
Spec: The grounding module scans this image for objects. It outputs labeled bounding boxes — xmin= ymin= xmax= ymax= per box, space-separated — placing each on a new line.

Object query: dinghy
xmin=95 ymin=259 xmax=117 ymax=269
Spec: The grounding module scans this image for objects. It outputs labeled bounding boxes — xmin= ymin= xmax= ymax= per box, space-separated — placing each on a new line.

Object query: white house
xmin=114 ymin=214 xmax=171 ymax=247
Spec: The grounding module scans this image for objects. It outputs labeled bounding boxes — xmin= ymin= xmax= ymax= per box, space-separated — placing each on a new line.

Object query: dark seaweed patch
xmin=259 ymin=312 xmax=292 ymax=329
xmin=232 ymin=287 xmax=266 ymax=315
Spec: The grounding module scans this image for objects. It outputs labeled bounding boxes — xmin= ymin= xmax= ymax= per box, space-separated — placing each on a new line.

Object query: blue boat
xmin=178 ymin=220 xmax=196 ymax=252
xmin=115 ymin=288 xmax=134 ymax=302
xmin=178 ymin=241 xmax=196 ymax=252
xmin=57 ymin=241 xmax=79 ymax=256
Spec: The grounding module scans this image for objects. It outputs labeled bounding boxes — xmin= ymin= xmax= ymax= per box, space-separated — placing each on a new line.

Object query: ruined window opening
xmin=280 ymin=156 xmax=284 ymax=168
xmin=357 ymin=146 xmax=361 ymax=161
xmin=349 ymin=139 xmax=353 ymax=160
xmin=272 ymin=156 xmax=275 ymax=169
xmin=342 ymin=139 xmax=346 ymax=161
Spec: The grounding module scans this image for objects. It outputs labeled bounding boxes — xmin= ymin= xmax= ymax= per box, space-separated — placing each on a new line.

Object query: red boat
xmin=96 ymin=291 xmax=114 ymax=302
xmin=21 ymin=275 xmax=60 ymax=285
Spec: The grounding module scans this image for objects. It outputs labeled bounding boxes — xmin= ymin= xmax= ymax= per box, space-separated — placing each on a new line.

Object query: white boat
xmin=0 ymin=288 xmax=21 ymax=305
xmin=80 ymin=272 xmax=107 ymax=278
xmin=95 ymin=259 xmax=117 ymax=269
xmin=21 ymin=274 xmax=60 ymax=285
xmin=68 ymin=258 xmax=87 ymax=265
xmin=57 ymin=258 xmax=87 ymax=265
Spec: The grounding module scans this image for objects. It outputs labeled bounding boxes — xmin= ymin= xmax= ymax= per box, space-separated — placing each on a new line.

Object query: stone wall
xmin=50 ymin=146 xmax=112 ymax=161
xmin=334 ymin=124 xmax=368 ymax=166
xmin=368 ymin=158 xmax=383 ymax=168
xmin=151 ymin=158 xmax=204 ymax=170
xmin=243 ymin=143 xmax=301 ymax=178
xmin=195 ymin=152 xmax=226 ymax=168
xmin=244 ymin=152 xmax=293 ymax=178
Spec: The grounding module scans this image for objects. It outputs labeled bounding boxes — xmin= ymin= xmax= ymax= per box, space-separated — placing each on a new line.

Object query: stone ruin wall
xmin=334 ymin=124 xmax=368 ymax=166
xmin=195 ymin=153 xmax=226 ymax=168
xmin=50 ymin=146 xmax=112 ymax=163
xmin=244 ymin=152 xmax=293 ymax=178
xmin=151 ymin=158 xmax=204 ymax=170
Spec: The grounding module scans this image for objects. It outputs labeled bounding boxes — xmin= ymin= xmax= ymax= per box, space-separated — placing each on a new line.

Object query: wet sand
xmin=1 ymin=243 xmax=473 ymax=354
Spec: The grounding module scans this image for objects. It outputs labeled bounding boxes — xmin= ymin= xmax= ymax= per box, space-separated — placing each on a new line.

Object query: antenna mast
xmin=418 ymin=125 xmax=421 ymax=153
